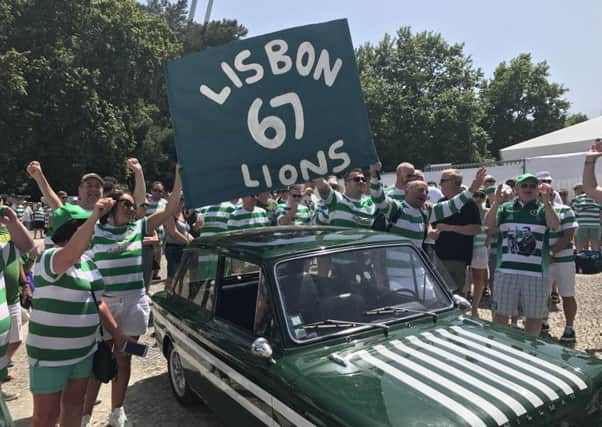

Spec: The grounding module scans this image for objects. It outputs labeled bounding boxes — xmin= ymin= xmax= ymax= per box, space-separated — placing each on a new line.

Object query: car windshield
xmin=275 ymin=245 xmax=452 ymax=342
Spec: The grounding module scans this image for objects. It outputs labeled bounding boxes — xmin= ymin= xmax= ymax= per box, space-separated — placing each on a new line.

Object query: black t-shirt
xmin=433 ymin=196 xmax=481 ymax=265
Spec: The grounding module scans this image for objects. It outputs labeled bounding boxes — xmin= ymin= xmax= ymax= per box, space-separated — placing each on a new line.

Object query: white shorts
xmin=8 ymin=303 xmax=22 ymax=343
xmin=470 ymin=246 xmax=488 ymax=269
xmin=102 ymin=293 xmax=150 ymax=339
xmin=549 ymin=262 xmax=576 ymax=297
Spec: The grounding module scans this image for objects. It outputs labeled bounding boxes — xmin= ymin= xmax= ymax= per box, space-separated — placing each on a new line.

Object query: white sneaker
xmin=80 ymin=415 xmax=91 ymax=427
xmin=108 ymin=407 xmax=128 ymax=427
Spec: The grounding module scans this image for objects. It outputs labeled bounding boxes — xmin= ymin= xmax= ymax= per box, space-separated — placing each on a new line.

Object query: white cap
xmin=535 ymin=171 xmax=553 ymax=182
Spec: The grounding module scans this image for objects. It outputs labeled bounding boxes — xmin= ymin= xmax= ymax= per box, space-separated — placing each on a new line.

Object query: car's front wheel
xmin=167 ymin=343 xmax=198 ymax=406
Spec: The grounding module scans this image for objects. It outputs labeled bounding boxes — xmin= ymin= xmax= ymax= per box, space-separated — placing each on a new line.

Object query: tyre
xmin=167 ymin=343 xmax=198 ymax=406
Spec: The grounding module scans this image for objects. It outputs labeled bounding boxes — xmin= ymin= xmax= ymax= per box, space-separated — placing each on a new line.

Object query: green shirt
xmin=384 ymin=185 xmax=406 ymax=203
xmin=90 ymin=218 xmax=147 ymax=296
xmin=0 ymin=226 xmax=20 ymax=305
xmin=227 ymin=207 xmax=270 ymax=230
xmin=27 ymin=248 xmax=104 ymax=366
xmin=197 ymin=202 xmax=237 ymax=236
xmin=275 ymin=204 xmax=312 ymax=225
xmin=370 ymin=177 xmax=473 ymax=247
xmin=571 ymin=194 xmax=601 ymax=227
xmin=0 ymin=241 xmax=18 ymax=378
xmin=549 ymin=205 xmax=578 ymax=263
xmin=496 ymin=199 xmax=551 ymax=277
xmin=321 ymin=189 xmax=375 ymax=228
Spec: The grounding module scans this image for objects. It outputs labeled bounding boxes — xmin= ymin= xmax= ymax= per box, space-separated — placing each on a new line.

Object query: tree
xmin=481 ymin=53 xmax=570 ymax=157
xmin=356 ymin=28 xmax=490 ymax=170
xmin=565 ymin=113 xmax=588 ymax=127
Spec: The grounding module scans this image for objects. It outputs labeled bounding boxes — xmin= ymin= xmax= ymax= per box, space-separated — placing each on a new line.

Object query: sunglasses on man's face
xmin=520 ymin=183 xmax=537 ymax=189
xmin=291 ymin=194 xmax=302 ymax=199
xmin=349 ymin=176 xmax=367 ymax=183
xmin=151 ymin=188 xmax=162 ymax=193
xmin=473 ymin=194 xmax=486 ymax=199
xmin=119 ymin=200 xmax=135 ymax=209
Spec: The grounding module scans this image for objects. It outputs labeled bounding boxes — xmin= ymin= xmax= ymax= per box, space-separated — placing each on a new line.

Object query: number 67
xmin=247 ymin=92 xmax=304 ymax=150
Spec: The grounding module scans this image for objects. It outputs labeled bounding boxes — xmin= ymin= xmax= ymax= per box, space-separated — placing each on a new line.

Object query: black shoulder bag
xmin=90 ymin=289 xmax=117 ymax=383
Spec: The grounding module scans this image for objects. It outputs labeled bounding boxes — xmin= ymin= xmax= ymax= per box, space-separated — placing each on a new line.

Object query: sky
xmin=186 ymin=0 xmax=602 ymax=118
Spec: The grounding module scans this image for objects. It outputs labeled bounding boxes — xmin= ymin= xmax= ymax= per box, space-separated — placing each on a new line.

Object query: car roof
xmin=190 ymin=226 xmax=411 ymax=260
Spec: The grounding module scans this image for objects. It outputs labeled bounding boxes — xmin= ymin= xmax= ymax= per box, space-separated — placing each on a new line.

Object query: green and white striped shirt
xmin=197 ymin=202 xmax=237 ymax=236
xmin=227 ymin=207 xmax=270 ymax=230
xmin=27 ymin=248 xmax=104 ymax=366
xmin=384 ymin=185 xmax=406 ymax=203
xmin=146 ymin=198 xmax=167 ymax=215
xmin=496 ymin=199 xmax=551 ymax=277
xmin=370 ymin=177 xmax=473 ymax=247
xmin=90 ymin=218 xmax=147 ymax=296
xmin=571 ymin=194 xmax=601 ymax=227
xmin=321 ymin=189 xmax=375 ymax=228
xmin=34 ymin=206 xmax=46 ymax=222
xmin=12 ymin=204 xmax=25 ymax=222
xmin=549 ymin=205 xmax=578 ymax=263
xmin=0 ymin=241 xmax=18 ymax=378
xmin=275 ymin=204 xmax=312 ymax=225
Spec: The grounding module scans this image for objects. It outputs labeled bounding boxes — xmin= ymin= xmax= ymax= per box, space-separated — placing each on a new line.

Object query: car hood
xmin=278 ymin=315 xmax=602 ymax=427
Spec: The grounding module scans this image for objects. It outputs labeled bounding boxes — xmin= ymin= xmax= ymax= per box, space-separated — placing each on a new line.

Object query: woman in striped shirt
xmin=469 ymin=190 xmax=489 ymax=318
xmin=82 ymin=164 xmax=182 ymax=427
xmin=28 ymin=201 xmax=126 ymax=427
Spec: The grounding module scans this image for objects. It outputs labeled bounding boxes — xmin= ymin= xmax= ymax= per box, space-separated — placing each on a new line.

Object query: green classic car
xmin=151 ymin=226 xmax=602 ymax=427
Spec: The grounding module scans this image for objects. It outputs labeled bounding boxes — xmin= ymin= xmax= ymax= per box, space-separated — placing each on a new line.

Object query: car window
xmin=174 ymin=249 xmax=217 ymax=312
xmin=215 ymin=257 xmax=264 ymax=335
xmin=275 ymin=245 xmax=452 ymax=342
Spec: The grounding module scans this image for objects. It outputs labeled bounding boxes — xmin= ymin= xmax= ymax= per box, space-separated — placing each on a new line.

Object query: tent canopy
xmin=499 ymin=116 xmax=602 ymax=161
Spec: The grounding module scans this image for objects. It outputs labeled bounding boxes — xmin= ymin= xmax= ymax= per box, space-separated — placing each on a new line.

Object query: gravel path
xmin=4 ymin=267 xmax=602 ymax=426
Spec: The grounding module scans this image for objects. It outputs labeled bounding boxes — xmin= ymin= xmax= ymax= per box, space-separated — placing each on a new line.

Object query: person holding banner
xmin=314 ymin=169 xmax=376 ymax=228
xmin=276 ymin=185 xmax=313 ymax=225
xmin=227 ymin=194 xmax=270 ymax=231
xmin=81 ymin=164 xmax=182 ymax=427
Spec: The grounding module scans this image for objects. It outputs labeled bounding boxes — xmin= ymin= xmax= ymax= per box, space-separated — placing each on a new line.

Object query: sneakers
xmin=2 ymin=390 xmax=19 ymax=401
xmin=560 ymin=327 xmax=576 ymax=343
xmin=551 ymin=292 xmax=561 ymax=304
xmin=80 ymin=415 xmax=91 ymax=427
xmin=109 ymin=407 xmax=128 ymax=427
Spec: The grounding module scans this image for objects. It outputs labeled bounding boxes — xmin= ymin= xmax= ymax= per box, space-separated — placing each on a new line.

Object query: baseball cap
xmin=535 ymin=171 xmax=553 ymax=182
xmin=516 ymin=173 xmax=538 ymax=184
xmin=80 ymin=173 xmax=104 ymax=185
xmin=49 ymin=204 xmax=91 ymax=238
xmin=483 ymin=175 xmax=496 ymax=182
xmin=484 ymin=186 xmax=496 ymax=195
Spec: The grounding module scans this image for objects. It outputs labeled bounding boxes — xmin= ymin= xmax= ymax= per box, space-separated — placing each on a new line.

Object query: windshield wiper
xmin=365 ymin=306 xmax=438 ymax=323
xmin=303 ymin=319 xmax=389 ymax=337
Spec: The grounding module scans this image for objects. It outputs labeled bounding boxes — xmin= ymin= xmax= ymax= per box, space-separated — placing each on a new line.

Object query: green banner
xmin=164 ymin=19 xmax=377 ymax=207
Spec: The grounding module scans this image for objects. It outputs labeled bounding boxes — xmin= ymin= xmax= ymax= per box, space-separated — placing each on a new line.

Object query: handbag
xmin=90 ymin=288 xmax=117 ymax=383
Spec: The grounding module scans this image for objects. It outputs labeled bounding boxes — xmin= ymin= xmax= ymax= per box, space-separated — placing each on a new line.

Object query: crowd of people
xmin=1 ymin=140 xmax=602 ymax=425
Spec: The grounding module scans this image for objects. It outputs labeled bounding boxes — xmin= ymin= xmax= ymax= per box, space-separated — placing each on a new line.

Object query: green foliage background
xmin=0 ymin=0 xmax=581 ymax=197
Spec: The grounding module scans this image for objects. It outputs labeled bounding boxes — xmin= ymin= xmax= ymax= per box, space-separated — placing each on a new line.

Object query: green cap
xmin=516 ymin=173 xmax=538 ymax=185
xmin=485 ymin=186 xmax=496 ymax=195
xmin=49 ymin=204 xmax=91 ymax=237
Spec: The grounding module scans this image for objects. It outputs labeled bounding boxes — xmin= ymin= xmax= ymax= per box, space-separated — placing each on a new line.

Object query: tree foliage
xmin=481 ymin=53 xmax=570 ymax=157
xmin=357 ymin=27 xmax=490 ymax=170
xmin=565 ymin=112 xmax=588 ymax=127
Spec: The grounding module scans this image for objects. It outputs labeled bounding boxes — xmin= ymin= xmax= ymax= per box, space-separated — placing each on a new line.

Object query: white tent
xmin=500 ymin=116 xmax=602 ymax=161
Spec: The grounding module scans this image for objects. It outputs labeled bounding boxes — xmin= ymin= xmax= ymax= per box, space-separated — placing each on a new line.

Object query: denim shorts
xmin=164 ymin=244 xmax=185 ymax=278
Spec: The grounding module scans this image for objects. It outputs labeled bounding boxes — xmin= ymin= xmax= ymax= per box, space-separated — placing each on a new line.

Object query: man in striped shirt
xmin=227 ymin=194 xmax=270 ymax=230
xmin=197 ymin=199 xmax=239 ymax=236
xmin=276 ymin=185 xmax=312 ymax=225
xmin=571 ymin=183 xmax=601 ymax=251
xmin=485 ymin=174 xmax=560 ymax=336
xmin=314 ymin=169 xmax=375 ymax=228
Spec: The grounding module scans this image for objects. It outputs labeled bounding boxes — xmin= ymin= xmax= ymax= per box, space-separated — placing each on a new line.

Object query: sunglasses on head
xmin=520 ymin=183 xmax=537 ymax=189
xmin=349 ymin=176 xmax=366 ymax=183
xmin=119 ymin=199 xmax=135 ymax=209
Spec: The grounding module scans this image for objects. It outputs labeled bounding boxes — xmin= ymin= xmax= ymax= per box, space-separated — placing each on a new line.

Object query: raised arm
xmin=127 ymin=158 xmax=147 ymax=214
xmin=313 ymin=177 xmax=332 ymax=201
xmin=428 ymin=167 xmax=486 ymax=223
xmin=540 ymin=184 xmax=560 ymax=230
xmin=583 ymin=140 xmax=602 ymax=204
xmin=0 ymin=207 xmax=34 ymax=253
xmin=368 ymin=162 xmax=394 ymax=216
xmin=26 ymin=161 xmax=63 ymax=210
xmin=164 ymin=216 xmax=192 ymax=244
xmin=147 ymin=164 xmax=182 ymax=233
xmin=52 ymin=198 xmax=114 ymax=274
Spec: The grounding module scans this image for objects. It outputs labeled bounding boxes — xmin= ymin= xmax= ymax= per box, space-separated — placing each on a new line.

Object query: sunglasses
xmin=520 ymin=183 xmax=537 ymax=189
xmin=439 ymin=178 xmax=453 ymax=184
xmin=151 ymin=188 xmax=162 ymax=193
xmin=119 ymin=200 xmax=135 ymax=209
xmin=473 ymin=194 xmax=486 ymax=199
xmin=291 ymin=194 xmax=302 ymax=199
xmin=349 ymin=176 xmax=367 ymax=183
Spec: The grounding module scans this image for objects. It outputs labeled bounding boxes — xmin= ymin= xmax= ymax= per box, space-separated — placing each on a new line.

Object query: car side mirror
xmin=453 ymin=294 xmax=471 ymax=310
xmin=251 ymin=337 xmax=273 ymax=360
